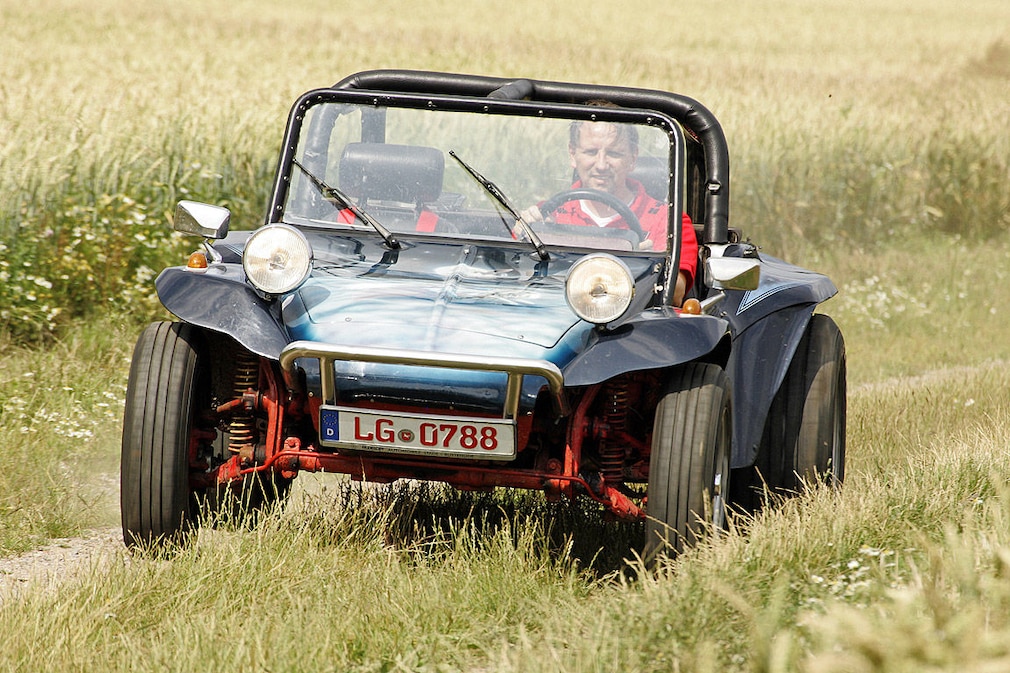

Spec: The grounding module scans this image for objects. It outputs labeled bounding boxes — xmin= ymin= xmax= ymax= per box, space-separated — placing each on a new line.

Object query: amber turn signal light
xmin=186 ymin=251 xmax=209 ymax=270
xmin=681 ymin=298 xmax=702 ymax=315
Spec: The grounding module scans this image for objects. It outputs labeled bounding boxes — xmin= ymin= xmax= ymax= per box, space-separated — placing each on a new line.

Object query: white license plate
xmin=319 ymin=406 xmax=517 ymax=460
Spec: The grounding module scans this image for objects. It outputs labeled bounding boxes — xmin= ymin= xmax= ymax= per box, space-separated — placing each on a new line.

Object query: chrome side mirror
xmin=705 ymin=257 xmax=760 ymax=291
xmin=174 ymin=200 xmax=230 ymax=239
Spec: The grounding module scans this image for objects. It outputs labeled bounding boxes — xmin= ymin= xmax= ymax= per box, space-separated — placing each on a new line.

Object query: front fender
xmin=561 ymin=311 xmax=728 ymax=387
xmin=156 ymin=266 xmax=289 ymax=360
xmin=726 ymin=303 xmax=816 ymax=468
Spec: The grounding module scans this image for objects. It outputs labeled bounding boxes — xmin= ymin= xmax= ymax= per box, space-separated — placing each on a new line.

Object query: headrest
xmin=629 ymin=155 xmax=670 ymax=201
xmin=339 ymin=143 xmax=445 ymax=204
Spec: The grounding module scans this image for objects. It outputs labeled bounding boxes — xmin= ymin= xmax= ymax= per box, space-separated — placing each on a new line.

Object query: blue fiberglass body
xmin=156 ymin=230 xmax=834 ymax=464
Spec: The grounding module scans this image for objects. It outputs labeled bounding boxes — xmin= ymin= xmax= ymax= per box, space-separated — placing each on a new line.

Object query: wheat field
xmin=2 ymin=0 xmax=1010 ymax=670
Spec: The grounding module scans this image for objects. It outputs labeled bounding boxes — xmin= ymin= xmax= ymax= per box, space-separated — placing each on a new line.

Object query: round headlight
xmin=243 ymin=224 xmax=313 ymax=295
xmin=565 ymin=254 xmax=635 ymax=324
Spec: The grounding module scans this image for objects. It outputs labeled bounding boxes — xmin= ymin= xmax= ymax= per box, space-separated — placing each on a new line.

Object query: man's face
xmin=569 ymin=123 xmax=637 ymax=194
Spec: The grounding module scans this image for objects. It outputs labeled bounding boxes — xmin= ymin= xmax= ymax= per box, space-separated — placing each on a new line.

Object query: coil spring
xmin=598 ymin=378 xmax=629 ymax=485
xmin=228 ymin=350 xmax=258 ymax=454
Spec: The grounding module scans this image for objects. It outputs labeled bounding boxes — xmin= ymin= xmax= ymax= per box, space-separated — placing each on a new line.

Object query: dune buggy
xmin=121 ymin=70 xmax=845 ymax=556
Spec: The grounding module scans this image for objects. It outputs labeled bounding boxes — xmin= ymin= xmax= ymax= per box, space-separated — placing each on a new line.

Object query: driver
xmin=524 ymin=116 xmax=698 ymax=306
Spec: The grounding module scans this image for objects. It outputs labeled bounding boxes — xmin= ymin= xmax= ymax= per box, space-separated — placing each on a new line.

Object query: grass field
xmin=2 ymin=0 xmax=1010 ymax=670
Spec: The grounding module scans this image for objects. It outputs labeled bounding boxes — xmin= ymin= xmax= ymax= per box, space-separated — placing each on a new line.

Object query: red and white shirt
xmin=548 ymin=179 xmax=698 ymax=288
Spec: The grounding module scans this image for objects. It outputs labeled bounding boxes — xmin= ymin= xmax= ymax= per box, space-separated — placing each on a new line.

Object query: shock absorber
xmin=598 ymin=378 xmax=629 ymax=486
xmin=228 ymin=350 xmax=258 ymax=455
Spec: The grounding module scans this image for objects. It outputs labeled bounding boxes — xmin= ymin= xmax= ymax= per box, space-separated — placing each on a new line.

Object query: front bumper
xmin=279 ymin=341 xmax=570 ymax=420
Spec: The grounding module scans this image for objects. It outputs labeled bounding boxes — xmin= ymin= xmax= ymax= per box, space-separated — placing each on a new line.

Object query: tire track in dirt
xmin=0 ymin=527 xmax=123 ymax=602
xmin=0 ymin=474 xmax=332 ymax=601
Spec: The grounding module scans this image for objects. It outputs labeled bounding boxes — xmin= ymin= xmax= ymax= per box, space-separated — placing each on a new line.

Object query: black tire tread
xmin=121 ymin=321 xmax=199 ymax=546
xmin=646 ymin=362 xmax=731 ymax=558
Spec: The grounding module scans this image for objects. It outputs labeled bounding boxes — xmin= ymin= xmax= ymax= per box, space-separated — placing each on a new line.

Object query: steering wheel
xmin=536 ymin=188 xmax=645 ymax=241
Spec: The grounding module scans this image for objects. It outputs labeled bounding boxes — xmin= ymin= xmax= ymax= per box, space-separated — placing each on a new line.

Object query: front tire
xmin=121 ymin=322 xmax=203 ymax=547
xmin=645 ymin=363 xmax=732 ymax=560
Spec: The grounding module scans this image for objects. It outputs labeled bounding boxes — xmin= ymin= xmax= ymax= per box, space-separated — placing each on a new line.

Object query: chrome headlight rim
xmin=242 ymin=224 xmax=314 ymax=296
xmin=565 ymin=253 xmax=636 ymax=325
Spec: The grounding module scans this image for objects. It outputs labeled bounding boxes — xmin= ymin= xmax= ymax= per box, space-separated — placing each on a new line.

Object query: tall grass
xmin=734 ymin=121 xmax=1010 ymax=257
xmin=3 ymin=0 xmax=1009 ymax=341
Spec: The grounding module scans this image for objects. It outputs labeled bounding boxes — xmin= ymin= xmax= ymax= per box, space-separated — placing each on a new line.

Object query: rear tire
xmin=737 ymin=314 xmax=846 ymax=508
xmin=121 ymin=322 xmax=203 ymax=547
xmin=645 ymin=363 xmax=732 ymax=560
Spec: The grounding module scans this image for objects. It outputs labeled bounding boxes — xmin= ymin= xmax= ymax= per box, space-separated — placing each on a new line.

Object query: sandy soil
xmin=0 ymin=474 xmax=339 ymax=602
xmin=0 ymin=526 xmax=125 ymax=601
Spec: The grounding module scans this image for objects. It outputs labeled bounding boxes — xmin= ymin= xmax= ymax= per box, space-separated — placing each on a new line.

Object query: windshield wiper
xmin=448 ymin=150 xmax=549 ymax=261
xmin=291 ymin=158 xmax=400 ymax=249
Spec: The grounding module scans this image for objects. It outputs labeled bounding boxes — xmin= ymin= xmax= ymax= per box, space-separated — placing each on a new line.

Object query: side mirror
xmin=705 ymin=257 xmax=760 ymax=291
xmin=174 ymin=200 xmax=230 ymax=239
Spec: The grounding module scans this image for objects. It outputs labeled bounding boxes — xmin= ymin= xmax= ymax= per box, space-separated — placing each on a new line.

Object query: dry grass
xmin=3 ymin=0 xmax=1010 ymax=670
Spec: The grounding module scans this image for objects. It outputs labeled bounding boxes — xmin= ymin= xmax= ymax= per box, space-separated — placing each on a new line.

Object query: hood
xmin=284 ymin=235 xmax=600 ymax=363
xmin=279 ymin=234 xmax=665 ymax=414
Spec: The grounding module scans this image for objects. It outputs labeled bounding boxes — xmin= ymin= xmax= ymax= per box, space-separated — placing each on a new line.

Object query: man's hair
xmin=569 ymin=100 xmax=639 ymax=152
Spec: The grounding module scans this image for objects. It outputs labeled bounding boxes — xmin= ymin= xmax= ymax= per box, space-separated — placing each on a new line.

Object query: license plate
xmin=319 ymin=406 xmax=516 ymax=460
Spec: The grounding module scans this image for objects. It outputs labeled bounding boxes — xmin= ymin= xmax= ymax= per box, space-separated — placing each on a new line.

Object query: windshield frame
xmin=267 ymin=88 xmax=687 ymax=272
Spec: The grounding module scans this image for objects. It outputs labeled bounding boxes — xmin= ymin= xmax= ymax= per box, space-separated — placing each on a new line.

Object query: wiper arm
xmin=448 ymin=150 xmax=549 ymax=261
xmin=291 ymin=158 xmax=400 ymax=249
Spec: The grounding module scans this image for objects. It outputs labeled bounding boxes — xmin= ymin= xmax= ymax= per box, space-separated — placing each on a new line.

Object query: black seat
xmin=339 ymin=143 xmax=445 ymax=207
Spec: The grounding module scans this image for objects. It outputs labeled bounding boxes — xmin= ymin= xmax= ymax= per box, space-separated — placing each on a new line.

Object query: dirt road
xmin=0 ymin=527 xmax=123 ymax=601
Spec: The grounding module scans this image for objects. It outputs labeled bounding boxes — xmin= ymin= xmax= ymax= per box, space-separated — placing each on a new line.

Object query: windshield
xmin=281 ymin=96 xmax=682 ymax=254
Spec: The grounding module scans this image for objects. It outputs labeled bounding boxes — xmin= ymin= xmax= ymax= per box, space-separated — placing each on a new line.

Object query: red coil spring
xmin=598 ymin=378 xmax=629 ymax=486
xmin=227 ymin=350 xmax=258 ymax=454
